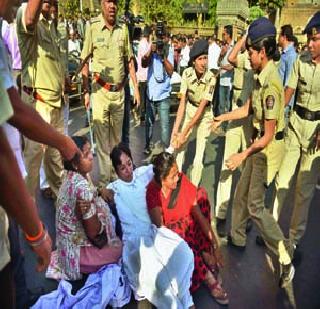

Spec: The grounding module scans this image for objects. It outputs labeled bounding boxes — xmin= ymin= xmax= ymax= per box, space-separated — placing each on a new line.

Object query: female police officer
xmin=211 ymin=17 xmax=294 ymax=287
xmin=171 ymin=39 xmax=216 ymax=186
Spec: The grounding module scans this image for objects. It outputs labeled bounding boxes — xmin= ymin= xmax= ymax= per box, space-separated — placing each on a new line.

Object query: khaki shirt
xmin=180 ymin=67 xmax=216 ymax=107
xmin=56 ymin=21 xmax=68 ymax=72
xmin=233 ymin=50 xmax=252 ymax=90
xmin=252 ymin=60 xmax=285 ymax=134
xmin=16 ymin=4 xmax=63 ymax=107
xmin=81 ymin=14 xmax=133 ymax=84
xmin=288 ymin=51 xmax=320 ymax=112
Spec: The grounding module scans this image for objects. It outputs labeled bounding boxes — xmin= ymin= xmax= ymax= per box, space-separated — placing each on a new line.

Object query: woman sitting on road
xmin=146 ymin=152 xmax=229 ymax=305
xmin=106 ymin=143 xmax=195 ymax=309
xmin=46 ymin=136 xmax=122 ymax=281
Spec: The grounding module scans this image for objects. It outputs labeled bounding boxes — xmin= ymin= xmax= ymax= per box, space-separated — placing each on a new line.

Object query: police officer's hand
xmin=84 ymin=92 xmax=90 ymax=110
xmin=209 ymin=116 xmax=223 ymax=132
xmin=226 ymin=152 xmax=246 ymax=171
xmin=31 ymin=231 xmax=52 ymax=272
xmin=60 ymin=136 xmax=79 ymax=161
xmin=99 ymin=188 xmax=115 ymax=205
xmin=75 ymin=199 xmax=91 ymax=219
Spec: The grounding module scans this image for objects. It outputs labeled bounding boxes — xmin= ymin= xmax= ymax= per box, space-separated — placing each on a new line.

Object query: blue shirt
xmin=279 ymin=43 xmax=297 ymax=107
xmin=147 ymin=47 xmax=174 ymax=101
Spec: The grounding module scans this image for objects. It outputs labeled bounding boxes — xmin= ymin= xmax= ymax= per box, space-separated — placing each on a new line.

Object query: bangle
xmin=25 ymin=222 xmax=44 ymax=242
xmin=28 ymin=230 xmax=48 ymax=247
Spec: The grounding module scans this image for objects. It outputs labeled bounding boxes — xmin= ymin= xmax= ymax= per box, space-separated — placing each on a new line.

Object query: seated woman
xmin=146 ymin=152 xmax=229 ymax=305
xmin=107 ymin=143 xmax=195 ymax=309
xmin=46 ymin=136 xmax=122 ymax=281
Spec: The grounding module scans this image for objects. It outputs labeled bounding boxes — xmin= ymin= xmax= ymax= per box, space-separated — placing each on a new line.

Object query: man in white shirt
xmin=179 ymin=36 xmax=190 ymax=76
xmin=217 ymin=25 xmax=234 ymax=123
xmin=208 ymin=35 xmax=221 ymax=75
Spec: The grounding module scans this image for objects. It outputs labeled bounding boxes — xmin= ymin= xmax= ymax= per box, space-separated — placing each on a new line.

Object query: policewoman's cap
xmin=303 ymin=11 xmax=320 ymax=35
xmin=189 ymin=39 xmax=208 ymax=63
xmin=247 ymin=17 xmax=276 ymax=45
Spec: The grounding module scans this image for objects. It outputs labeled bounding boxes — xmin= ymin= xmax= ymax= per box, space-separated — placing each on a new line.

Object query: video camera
xmin=154 ymin=21 xmax=167 ymax=57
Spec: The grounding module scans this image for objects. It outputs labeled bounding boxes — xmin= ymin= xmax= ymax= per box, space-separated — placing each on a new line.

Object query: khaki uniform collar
xmin=257 ymin=60 xmax=275 ymax=86
xmin=99 ymin=13 xmax=121 ymax=31
xmin=191 ymin=68 xmax=207 ymax=83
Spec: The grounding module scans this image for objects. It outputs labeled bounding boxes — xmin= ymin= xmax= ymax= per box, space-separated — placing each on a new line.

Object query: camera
xmin=153 ymin=21 xmax=167 ymax=57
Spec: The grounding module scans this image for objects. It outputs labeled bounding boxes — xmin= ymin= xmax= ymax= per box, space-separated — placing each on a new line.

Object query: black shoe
xmin=279 ymin=263 xmax=295 ymax=288
xmin=216 ymin=218 xmax=227 ymax=238
xmin=246 ymin=219 xmax=253 ymax=233
xmin=256 ymin=235 xmax=266 ymax=247
xmin=227 ymin=235 xmax=246 ymax=251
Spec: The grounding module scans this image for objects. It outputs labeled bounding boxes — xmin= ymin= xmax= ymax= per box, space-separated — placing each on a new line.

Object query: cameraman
xmin=142 ymin=31 xmax=174 ymax=155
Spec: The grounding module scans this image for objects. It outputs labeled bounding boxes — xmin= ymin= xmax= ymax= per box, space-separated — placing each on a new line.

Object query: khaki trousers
xmin=91 ymin=83 xmax=124 ymax=187
xmin=22 ymin=91 xmax=63 ymax=198
xmin=273 ymin=112 xmax=320 ymax=245
xmin=175 ymin=103 xmax=212 ymax=186
xmin=230 ymin=138 xmax=288 ymax=258
xmin=215 ymin=115 xmax=252 ymax=219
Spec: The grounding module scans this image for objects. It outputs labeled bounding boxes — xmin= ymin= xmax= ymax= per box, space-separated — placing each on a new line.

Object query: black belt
xmin=294 ymin=105 xmax=320 ymax=121
xmin=260 ymin=130 xmax=284 ymax=140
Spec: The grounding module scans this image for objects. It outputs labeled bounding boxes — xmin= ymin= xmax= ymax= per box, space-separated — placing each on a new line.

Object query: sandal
xmin=205 ymin=271 xmax=229 ymax=305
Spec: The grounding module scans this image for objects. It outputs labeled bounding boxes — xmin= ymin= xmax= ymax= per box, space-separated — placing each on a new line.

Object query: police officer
xmin=272 ymin=11 xmax=320 ymax=252
xmin=17 ymin=0 xmax=65 ymax=199
xmin=215 ymin=34 xmax=254 ymax=236
xmin=171 ymin=39 xmax=216 ymax=186
xmin=211 ymin=17 xmax=294 ymax=287
xmin=81 ymin=0 xmax=140 ymax=187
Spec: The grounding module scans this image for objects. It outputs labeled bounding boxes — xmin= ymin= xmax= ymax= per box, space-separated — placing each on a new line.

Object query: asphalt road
xmin=23 ymin=102 xmax=320 ymax=309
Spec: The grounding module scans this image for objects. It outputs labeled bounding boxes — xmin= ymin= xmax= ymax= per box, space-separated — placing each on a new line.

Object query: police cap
xmin=189 ymin=39 xmax=208 ymax=63
xmin=247 ymin=17 xmax=276 ymax=45
xmin=303 ymin=11 xmax=320 ymax=35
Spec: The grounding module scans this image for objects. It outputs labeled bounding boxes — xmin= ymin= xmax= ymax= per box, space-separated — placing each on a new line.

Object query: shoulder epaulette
xmin=90 ymin=17 xmax=100 ymax=24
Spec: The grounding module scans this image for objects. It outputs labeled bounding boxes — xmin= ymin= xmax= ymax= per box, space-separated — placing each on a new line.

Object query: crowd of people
xmin=0 ymin=0 xmax=320 ymax=308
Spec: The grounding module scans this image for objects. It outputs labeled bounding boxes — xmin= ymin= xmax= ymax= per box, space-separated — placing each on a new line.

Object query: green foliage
xmin=249 ymin=5 xmax=265 ymax=22
xmin=61 ymin=0 xmax=80 ymax=18
xmin=258 ymin=0 xmax=284 ymax=10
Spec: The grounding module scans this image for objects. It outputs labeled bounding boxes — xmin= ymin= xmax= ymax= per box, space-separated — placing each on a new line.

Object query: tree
xmin=258 ymin=0 xmax=284 ymax=23
xmin=249 ymin=5 xmax=265 ymax=22
xmin=61 ymin=0 xmax=80 ymax=18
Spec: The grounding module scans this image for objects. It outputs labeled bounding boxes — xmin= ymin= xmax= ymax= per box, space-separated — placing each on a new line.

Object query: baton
xmin=71 ymin=48 xmax=96 ymax=82
xmin=86 ymin=97 xmax=95 ymax=154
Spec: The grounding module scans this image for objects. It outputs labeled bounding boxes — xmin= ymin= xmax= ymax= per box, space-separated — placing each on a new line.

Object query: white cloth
xmin=2 ymin=123 xmax=27 ymax=178
xmin=208 ymin=42 xmax=221 ymax=71
xmin=219 ymin=42 xmax=234 ymax=87
xmin=180 ymin=45 xmax=190 ymax=67
xmin=107 ymin=165 xmax=194 ymax=308
xmin=68 ymin=39 xmax=81 ymax=56
xmin=32 ymin=264 xmax=131 ymax=309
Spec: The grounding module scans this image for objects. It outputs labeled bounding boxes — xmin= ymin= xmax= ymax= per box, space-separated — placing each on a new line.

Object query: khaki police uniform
xmin=17 ymin=4 xmax=64 ymax=198
xmin=230 ymin=61 xmax=290 ymax=260
xmin=216 ymin=51 xmax=254 ymax=219
xmin=81 ymin=14 xmax=133 ymax=186
xmin=175 ymin=67 xmax=216 ymax=186
xmin=273 ymin=51 xmax=320 ymax=245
